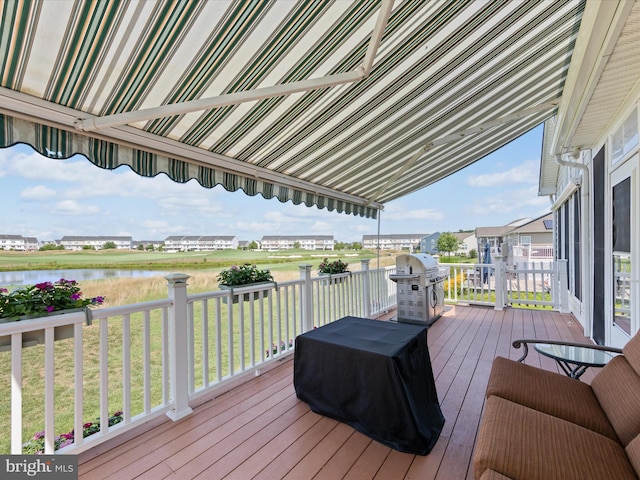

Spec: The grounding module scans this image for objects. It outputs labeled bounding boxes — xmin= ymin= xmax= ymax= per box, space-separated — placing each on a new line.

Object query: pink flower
xmin=46 ymin=305 xmax=55 ymax=312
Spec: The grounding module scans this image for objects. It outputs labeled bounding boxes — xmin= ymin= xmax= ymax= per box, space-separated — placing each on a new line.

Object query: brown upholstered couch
xmin=473 ymin=331 xmax=640 ymax=480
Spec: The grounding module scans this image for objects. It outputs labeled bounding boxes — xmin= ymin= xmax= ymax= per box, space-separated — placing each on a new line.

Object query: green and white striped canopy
xmin=0 ymin=0 xmax=585 ymax=219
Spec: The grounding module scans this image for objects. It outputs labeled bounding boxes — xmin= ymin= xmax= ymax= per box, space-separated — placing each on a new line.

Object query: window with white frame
xmin=612 ymin=108 xmax=638 ymax=166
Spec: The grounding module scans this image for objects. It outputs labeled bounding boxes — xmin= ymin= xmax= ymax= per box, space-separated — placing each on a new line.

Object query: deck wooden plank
xmin=78 ymin=305 xmax=595 ymax=480
xmin=312 ymin=432 xmax=371 ymax=480
xmin=282 ymin=422 xmax=359 ymax=480
xmin=342 ymin=441 xmax=392 ymax=479
xmin=188 ymin=410 xmax=325 ymax=480
xmin=81 ymin=365 xmax=295 ymax=478
xmin=373 ymin=449 xmax=414 ymax=480
xmin=249 ymin=416 xmax=342 ymax=480
xmin=433 ymin=310 xmax=493 ymax=479
xmin=106 ymin=374 xmax=298 ymax=479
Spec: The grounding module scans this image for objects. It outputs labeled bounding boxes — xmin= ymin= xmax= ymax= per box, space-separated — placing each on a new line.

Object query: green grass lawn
xmin=0 ymin=248 xmax=385 ymax=272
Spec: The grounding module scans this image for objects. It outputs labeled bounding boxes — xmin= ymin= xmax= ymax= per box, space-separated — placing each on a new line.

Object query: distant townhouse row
xmin=261 ymin=235 xmax=334 ymax=251
xmin=362 ymin=233 xmax=477 ymax=255
xmin=0 ymin=235 xmax=39 ymax=251
xmin=1 ymin=217 xmax=551 ymax=255
xmin=0 ymin=234 xmax=335 ymax=252
xmin=164 ymin=236 xmax=239 ymax=252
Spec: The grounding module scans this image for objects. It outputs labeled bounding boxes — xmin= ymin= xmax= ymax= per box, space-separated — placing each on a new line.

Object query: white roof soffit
xmin=549 ymin=0 xmax=637 ymax=156
xmin=0 ymin=0 xmax=586 ymax=218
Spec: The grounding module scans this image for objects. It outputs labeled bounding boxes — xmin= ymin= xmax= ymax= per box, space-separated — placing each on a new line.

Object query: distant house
xmin=24 ymin=237 xmax=39 ymax=251
xmin=164 ymin=236 xmax=184 ymax=253
xmin=419 ymin=231 xmax=477 ymax=256
xmin=0 ymin=234 xmax=39 ymax=251
xmin=452 ymin=231 xmax=478 ymax=257
xmin=237 ymin=240 xmax=259 ymax=250
xmin=132 ymin=240 xmax=164 ymax=250
xmin=163 ymin=235 xmax=238 ymax=252
xmin=60 ymin=236 xmax=133 ymax=250
xmin=505 ymin=214 xmax=554 ymax=259
xmin=419 ymin=233 xmax=440 ymax=254
xmin=362 ymin=234 xmax=427 ymax=251
xmin=475 ymin=218 xmax=532 ymax=255
xmin=475 ymin=214 xmax=553 ymax=264
xmin=261 ymin=235 xmax=334 ymax=251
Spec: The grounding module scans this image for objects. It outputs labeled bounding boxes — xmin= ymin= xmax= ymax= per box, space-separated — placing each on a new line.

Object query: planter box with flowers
xmin=318 ymin=258 xmax=350 ymax=284
xmin=0 ymin=278 xmax=105 ymax=350
xmin=217 ymin=264 xmax=275 ymax=304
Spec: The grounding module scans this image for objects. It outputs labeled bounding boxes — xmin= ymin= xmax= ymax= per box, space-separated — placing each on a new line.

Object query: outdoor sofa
xmin=473 ymin=330 xmax=640 ymax=480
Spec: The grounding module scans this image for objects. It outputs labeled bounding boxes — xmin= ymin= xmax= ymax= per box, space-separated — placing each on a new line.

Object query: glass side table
xmin=533 ymin=343 xmax=618 ymax=379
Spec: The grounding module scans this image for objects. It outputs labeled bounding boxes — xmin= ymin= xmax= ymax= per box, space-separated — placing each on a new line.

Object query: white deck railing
xmin=441 ymin=259 xmax=566 ymax=310
xmin=0 ymin=259 xmax=566 ymax=456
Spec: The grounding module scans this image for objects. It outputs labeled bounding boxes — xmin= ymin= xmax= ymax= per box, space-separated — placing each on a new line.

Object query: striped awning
xmin=0 ymin=0 xmax=585 ymax=219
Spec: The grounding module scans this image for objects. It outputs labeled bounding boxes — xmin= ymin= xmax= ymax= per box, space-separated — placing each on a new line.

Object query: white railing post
xmin=557 ymin=260 xmax=569 ymax=313
xmin=165 ymin=273 xmax=193 ymax=421
xmin=360 ymin=259 xmax=371 ymax=317
xmin=299 ymin=265 xmax=314 ymax=332
xmin=494 ymin=260 xmax=505 ymax=311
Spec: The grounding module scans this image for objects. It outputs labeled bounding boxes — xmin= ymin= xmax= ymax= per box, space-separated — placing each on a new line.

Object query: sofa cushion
xmin=479 ymin=469 xmax=514 ymax=480
xmin=591 ymin=355 xmax=640 ymax=446
xmin=485 ymin=356 xmax=618 ymax=441
xmin=623 ymin=330 xmax=640 ymax=376
xmin=627 ymin=434 xmax=640 ymax=478
xmin=474 ymin=396 xmax=637 ymax=480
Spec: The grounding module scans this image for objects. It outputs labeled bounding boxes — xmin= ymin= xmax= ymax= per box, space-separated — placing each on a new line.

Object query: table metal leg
xmin=555 ymin=360 xmax=588 ymax=379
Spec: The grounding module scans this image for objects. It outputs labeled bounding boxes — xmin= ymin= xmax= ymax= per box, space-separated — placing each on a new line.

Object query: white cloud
xmin=382 ymin=203 xmax=443 ymax=221
xmin=470 ymin=186 xmax=550 ymax=217
xmin=54 ymin=200 xmax=100 ymax=216
xmin=141 ymin=220 xmax=171 ymax=230
xmin=466 ymin=160 xmax=539 ymax=187
xmin=21 ymin=185 xmax=56 ymax=199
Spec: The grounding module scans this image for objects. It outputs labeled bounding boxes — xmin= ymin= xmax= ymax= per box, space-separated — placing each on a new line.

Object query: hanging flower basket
xmin=219 ymin=282 xmax=275 ymax=304
xmin=0 ymin=279 xmax=104 ymax=351
xmin=0 ymin=307 xmax=92 ymax=351
xmin=319 ymin=272 xmax=349 ymax=285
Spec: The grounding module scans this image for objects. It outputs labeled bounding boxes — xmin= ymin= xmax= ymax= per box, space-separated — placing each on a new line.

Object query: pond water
xmin=0 ymin=269 xmax=169 ymax=287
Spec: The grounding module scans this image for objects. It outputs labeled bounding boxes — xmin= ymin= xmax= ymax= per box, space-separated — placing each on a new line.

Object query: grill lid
xmin=394 ymin=254 xmax=440 ymax=278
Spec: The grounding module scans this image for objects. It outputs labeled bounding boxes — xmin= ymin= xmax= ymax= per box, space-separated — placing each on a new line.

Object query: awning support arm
xmin=75 ymin=0 xmax=394 ymax=132
xmin=364 ymin=100 xmax=558 ymax=205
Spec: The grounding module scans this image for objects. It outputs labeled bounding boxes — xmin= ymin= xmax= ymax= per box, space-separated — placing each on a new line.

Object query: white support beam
xmin=365 ymin=144 xmax=430 ymax=207
xmin=75 ymin=0 xmax=395 ymax=132
xmin=76 ymin=70 xmax=364 ymax=132
xmin=362 ymin=0 xmax=394 ymax=76
xmin=427 ymin=101 xmax=558 ymax=148
xmin=365 ymin=100 xmax=558 ymax=205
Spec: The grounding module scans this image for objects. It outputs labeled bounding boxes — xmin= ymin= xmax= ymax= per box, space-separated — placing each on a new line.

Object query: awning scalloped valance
xmin=0 ymin=113 xmax=378 ymax=219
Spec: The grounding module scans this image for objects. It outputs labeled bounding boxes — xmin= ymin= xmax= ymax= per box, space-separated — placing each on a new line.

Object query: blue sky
xmin=0 ymin=125 xmax=550 ymax=243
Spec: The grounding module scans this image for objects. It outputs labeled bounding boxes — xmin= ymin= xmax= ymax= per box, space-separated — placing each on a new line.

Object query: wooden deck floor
xmin=78 ymin=305 xmax=594 ymax=480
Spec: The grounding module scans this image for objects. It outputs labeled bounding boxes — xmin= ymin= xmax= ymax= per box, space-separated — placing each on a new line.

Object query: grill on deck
xmin=390 ymin=254 xmax=448 ymax=326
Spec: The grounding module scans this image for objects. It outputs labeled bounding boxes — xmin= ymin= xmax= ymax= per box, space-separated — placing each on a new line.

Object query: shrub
xmin=217 ymin=263 xmax=273 ymax=286
xmin=317 ymin=258 xmax=349 ymax=274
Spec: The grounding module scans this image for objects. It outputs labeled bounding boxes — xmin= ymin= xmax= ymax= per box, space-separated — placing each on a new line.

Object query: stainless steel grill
xmin=389 ymin=254 xmax=448 ymax=326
